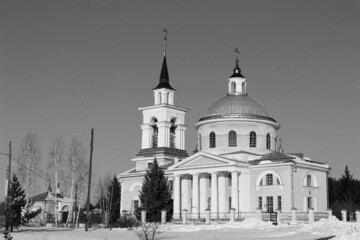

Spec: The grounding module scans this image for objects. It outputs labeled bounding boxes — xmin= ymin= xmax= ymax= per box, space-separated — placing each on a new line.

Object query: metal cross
xmin=163 ymin=28 xmax=168 ymax=56
xmin=234 ymin=48 xmax=240 ymax=60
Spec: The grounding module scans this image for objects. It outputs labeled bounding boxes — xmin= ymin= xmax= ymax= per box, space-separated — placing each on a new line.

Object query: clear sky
xmin=1 ymin=0 xmax=359 ymax=201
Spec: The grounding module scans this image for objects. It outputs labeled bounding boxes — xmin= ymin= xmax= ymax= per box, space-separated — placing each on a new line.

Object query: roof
xmin=229 ymin=59 xmax=245 ymax=78
xmin=153 ymin=56 xmax=175 ymax=91
xmin=199 ymin=94 xmax=277 ymax=123
xmin=29 ymin=191 xmax=64 ymax=202
xmin=29 ymin=192 xmax=49 ymax=202
xmin=249 ymin=151 xmax=294 ymax=165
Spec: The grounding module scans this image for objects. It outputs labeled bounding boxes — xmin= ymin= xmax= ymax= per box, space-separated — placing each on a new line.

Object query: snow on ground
xmin=7 ymin=218 xmax=360 ymax=240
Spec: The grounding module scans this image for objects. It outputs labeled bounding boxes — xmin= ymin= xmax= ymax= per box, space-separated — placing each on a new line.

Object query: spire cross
xmin=234 ymin=48 xmax=240 ymax=61
xmin=163 ymin=28 xmax=168 ymax=56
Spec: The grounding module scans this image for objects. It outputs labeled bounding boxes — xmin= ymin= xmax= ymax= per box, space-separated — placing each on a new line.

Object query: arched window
xmin=170 ymin=118 xmax=177 ymax=148
xmin=266 ymin=174 xmax=273 ymax=185
xmin=307 ymin=174 xmax=312 ymax=187
xmin=228 ymin=131 xmax=237 ymax=147
xmin=250 ymin=131 xmax=256 ymax=148
xmin=266 ymin=133 xmax=271 ymax=150
xmin=151 ymin=118 xmax=158 ymax=148
xmin=209 ymin=132 xmax=216 ymax=148
xmin=231 ymin=82 xmax=236 ymax=93
xmin=242 ymin=82 xmax=246 ymax=93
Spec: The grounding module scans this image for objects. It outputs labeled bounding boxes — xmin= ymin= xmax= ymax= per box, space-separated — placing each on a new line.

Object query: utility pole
xmin=85 ymin=128 xmax=94 ymax=231
xmin=5 ymin=141 xmax=12 ymax=231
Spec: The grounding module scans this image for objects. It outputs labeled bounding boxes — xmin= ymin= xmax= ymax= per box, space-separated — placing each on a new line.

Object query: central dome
xmin=199 ymin=94 xmax=277 ymax=123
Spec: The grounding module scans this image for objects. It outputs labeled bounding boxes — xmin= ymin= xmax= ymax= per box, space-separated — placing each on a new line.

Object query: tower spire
xmin=153 ymin=28 xmax=175 ymax=91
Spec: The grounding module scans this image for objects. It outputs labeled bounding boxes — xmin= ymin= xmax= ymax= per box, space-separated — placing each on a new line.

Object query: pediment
xmin=181 ymin=156 xmax=228 ymax=167
xmin=170 ymin=152 xmax=236 ymax=170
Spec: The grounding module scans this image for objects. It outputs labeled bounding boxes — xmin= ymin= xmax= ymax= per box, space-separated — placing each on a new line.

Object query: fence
xmin=139 ymin=209 xmax=360 ymax=225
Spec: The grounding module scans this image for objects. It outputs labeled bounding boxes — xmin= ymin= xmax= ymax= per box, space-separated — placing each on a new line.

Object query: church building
xmin=117 ymin=36 xmax=330 ymax=220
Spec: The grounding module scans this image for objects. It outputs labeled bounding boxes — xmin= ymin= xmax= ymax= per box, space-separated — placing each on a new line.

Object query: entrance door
xmin=62 ymin=212 xmax=68 ymax=223
xmin=266 ymin=196 xmax=273 ymax=212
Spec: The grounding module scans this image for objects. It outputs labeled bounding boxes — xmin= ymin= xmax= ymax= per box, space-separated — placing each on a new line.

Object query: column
xmin=181 ymin=175 xmax=190 ymax=212
xmin=175 ymin=125 xmax=187 ymax=150
xmin=199 ymin=173 xmax=208 ymax=217
xmin=231 ymin=171 xmax=239 ymax=214
xmin=157 ymin=122 xmax=172 ymax=148
xmin=211 ymin=172 xmax=218 ymax=219
xmin=173 ymin=175 xmax=181 ymax=219
xmin=169 ymin=92 xmax=174 ymax=105
xmin=218 ymin=172 xmax=227 ymax=218
xmin=141 ymin=125 xmax=152 ymax=149
xmin=192 ymin=174 xmax=199 ymax=219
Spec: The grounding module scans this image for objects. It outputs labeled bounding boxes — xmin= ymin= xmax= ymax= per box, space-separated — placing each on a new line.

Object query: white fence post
xmin=341 ymin=209 xmax=347 ymax=222
xmin=276 ymin=210 xmax=281 ymax=224
xmin=356 ymin=210 xmax=360 ymax=223
xmin=291 ymin=208 xmax=297 ymax=225
xmin=182 ymin=209 xmax=188 ymax=225
xmin=256 ymin=209 xmax=262 ymax=221
xmin=141 ymin=210 xmax=146 ymax=224
xmin=308 ymin=208 xmax=314 ymax=224
xmin=205 ymin=209 xmax=210 ymax=224
xmin=161 ymin=210 xmax=167 ymax=224
xmin=327 ymin=209 xmax=332 ymax=218
xmin=230 ymin=208 xmax=235 ymax=222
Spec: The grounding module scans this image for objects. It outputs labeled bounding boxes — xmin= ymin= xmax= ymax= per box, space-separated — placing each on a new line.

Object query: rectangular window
xmin=258 ymin=197 xmax=262 ymax=210
xmin=229 ymin=197 xmax=232 ymax=212
xmin=147 ymin=162 xmax=153 ymax=169
xmin=190 ymin=178 xmax=193 ymax=189
xmin=131 ymin=200 xmax=139 ymax=214
xmin=307 ymin=197 xmax=312 ymax=210
xmin=208 ymin=197 xmax=211 ymax=210
xmin=228 ymin=175 xmax=232 ymax=187
xmin=277 ymin=196 xmax=282 ymax=211
xmin=266 ymin=174 xmax=273 ymax=185
xmin=266 ymin=196 xmax=273 ymax=212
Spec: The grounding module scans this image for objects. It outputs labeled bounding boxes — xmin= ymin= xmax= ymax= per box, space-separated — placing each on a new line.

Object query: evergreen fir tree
xmin=8 ymin=174 xmax=26 ymax=230
xmin=338 ymin=165 xmax=359 ymax=213
xmin=109 ymin=175 xmax=121 ymax=225
xmin=137 ymin=159 xmax=173 ymax=222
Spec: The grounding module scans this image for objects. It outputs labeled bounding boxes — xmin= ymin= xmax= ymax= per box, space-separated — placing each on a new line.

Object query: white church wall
xmin=293 ymin=167 xmax=328 ymax=212
xmin=121 ymin=177 xmax=143 ymax=213
xmin=198 ymin=120 xmax=277 ymax=153
xmin=250 ymin=166 xmax=293 ymax=212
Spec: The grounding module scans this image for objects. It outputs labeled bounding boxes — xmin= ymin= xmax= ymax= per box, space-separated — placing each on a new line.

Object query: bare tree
xmin=96 ymin=173 xmax=120 ymax=227
xmin=17 ymin=132 xmax=42 ymax=205
xmin=48 ymin=137 xmax=65 ymax=227
xmin=65 ymin=137 xmax=88 ymax=225
xmin=134 ymin=223 xmax=164 ymax=240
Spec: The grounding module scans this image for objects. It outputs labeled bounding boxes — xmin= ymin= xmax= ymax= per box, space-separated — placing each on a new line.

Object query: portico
xmin=169 ymin=152 xmax=246 ymax=220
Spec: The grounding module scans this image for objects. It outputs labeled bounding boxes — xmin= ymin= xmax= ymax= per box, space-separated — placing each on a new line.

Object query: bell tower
xmin=134 ymin=29 xmax=189 ymax=169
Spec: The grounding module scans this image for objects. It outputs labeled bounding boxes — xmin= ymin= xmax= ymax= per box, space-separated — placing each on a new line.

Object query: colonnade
xmin=173 ymin=171 xmax=241 ymax=219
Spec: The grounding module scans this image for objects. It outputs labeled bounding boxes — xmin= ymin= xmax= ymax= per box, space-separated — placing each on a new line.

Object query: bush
xmin=112 ymin=216 xmax=139 ymax=229
xmin=134 ymin=223 xmax=163 ymax=240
